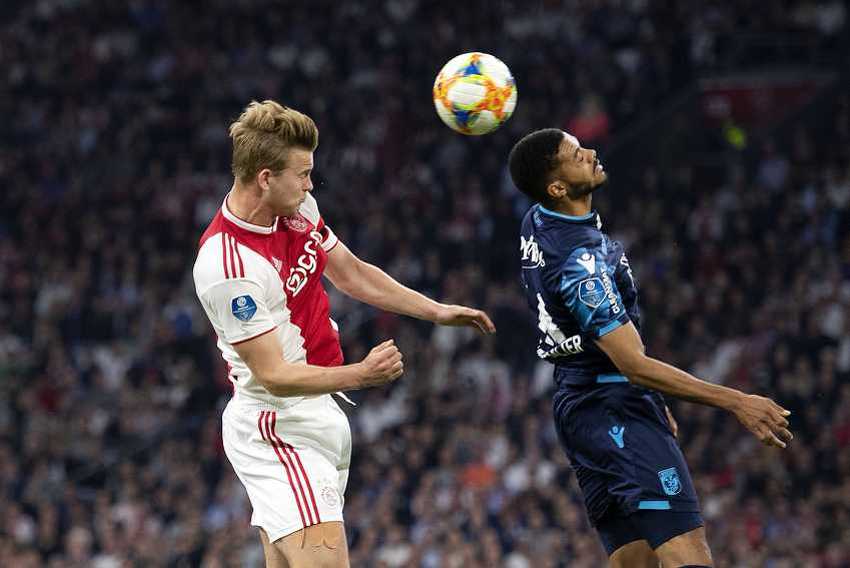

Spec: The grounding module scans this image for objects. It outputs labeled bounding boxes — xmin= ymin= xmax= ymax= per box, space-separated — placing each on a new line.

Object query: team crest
xmin=658 ymin=467 xmax=682 ymax=496
xmin=578 ymin=278 xmax=605 ymax=308
xmin=282 ymin=214 xmax=309 ymax=232
xmin=231 ymin=295 xmax=257 ymax=321
xmin=321 ymin=485 xmax=340 ymax=508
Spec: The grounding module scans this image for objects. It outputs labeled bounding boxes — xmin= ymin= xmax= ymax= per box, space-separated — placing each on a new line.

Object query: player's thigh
xmin=259 ymin=528 xmax=290 ymax=568
xmin=609 ymin=539 xmax=659 ymax=568
xmin=653 ymin=526 xmax=712 ymax=568
xmin=273 ymin=521 xmax=350 ymax=568
xmin=598 ymin=513 xmax=658 ymax=568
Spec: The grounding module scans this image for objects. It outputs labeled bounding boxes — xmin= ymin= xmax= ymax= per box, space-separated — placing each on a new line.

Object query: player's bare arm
xmin=324 ymin=241 xmax=496 ymax=335
xmin=595 ymin=321 xmax=793 ymax=448
xmin=233 ymin=332 xmax=403 ymax=397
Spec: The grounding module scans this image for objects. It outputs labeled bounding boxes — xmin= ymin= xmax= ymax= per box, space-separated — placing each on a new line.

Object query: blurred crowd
xmin=1 ymin=0 xmax=849 ymax=566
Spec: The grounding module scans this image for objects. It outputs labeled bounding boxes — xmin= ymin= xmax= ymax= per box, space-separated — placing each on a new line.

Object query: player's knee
xmin=276 ymin=523 xmax=349 ymax=568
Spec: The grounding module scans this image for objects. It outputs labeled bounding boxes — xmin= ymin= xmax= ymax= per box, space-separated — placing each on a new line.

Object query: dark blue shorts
xmin=597 ymin=510 xmax=704 ymax=555
xmin=552 ymin=379 xmax=703 ymax=551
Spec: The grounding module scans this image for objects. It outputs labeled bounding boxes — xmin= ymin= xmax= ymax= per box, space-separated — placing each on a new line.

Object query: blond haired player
xmin=193 ymin=100 xmax=496 ymax=567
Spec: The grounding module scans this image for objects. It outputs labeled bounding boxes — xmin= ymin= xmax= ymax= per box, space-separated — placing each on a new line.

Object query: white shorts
xmin=222 ymin=393 xmax=352 ymax=542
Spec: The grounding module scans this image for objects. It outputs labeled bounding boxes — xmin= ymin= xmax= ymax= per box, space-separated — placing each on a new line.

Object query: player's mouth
xmin=594 ymin=159 xmax=604 ymax=173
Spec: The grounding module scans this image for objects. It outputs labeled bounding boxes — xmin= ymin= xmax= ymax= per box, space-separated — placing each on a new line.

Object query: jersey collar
xmin=537 ymin=204 xmax=601 ymax=227
xmin=221 ymin=192 xmax=278 ymax=235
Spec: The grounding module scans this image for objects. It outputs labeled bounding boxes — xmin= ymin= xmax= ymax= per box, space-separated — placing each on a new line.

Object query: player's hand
xmin=357 ymin=340 xmax=404 ymax=388
xmin=434 ymin=304 xmax=496 ymax=335
xmin=664 ymin=405 xmax=678 ymax=439
xmin=730 ymin=393 xmax=793 ymax=448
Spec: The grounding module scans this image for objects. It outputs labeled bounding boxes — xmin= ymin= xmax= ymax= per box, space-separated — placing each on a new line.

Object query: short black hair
xmin=508 ymin=128 xmax=563 ymax=204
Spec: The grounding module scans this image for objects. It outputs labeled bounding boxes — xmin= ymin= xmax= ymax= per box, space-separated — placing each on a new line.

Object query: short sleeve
xmin=299 ymin=194 xmax=339 ymax=252
xmin=559 ymin=247 xmax=629 ymax=338
xmin=198 ymin=279 xmax=277 ymax=344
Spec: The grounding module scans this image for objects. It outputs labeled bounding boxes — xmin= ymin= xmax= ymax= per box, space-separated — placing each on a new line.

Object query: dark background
xmin=1 ymin=1 xmax=849 ymax=566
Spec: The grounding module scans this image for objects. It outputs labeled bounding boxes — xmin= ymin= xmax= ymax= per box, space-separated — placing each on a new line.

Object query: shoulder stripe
xmin=221 ymin=232 xmax=230 ymax=279
xmin=231 ymin=235 xmax=245 ymax=277
xmin=228 ymin=234 xmax=237 ymax=278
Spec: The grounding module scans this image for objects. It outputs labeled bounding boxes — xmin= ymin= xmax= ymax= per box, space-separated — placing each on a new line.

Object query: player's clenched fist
xmin=730 ymin=394 xmax=793 ymax=448
xmin=356 ymin=340 xmax=404 ymax=388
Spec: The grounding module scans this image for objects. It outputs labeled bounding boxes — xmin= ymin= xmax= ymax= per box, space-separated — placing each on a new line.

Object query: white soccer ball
xmin=432 ymin=52 xmax=517 ymax=136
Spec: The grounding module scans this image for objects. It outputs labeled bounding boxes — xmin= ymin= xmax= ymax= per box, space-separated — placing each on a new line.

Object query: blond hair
xmin=228 ymin=100 xmax=319 ymax=183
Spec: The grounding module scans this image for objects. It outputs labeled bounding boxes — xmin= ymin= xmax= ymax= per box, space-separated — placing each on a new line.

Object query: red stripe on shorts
xmin=281 ymin=442 xmax=322 ymax=524
xmin=260 ymin=411 xmax=308 ymax=528
xmin=267 ymin=413 xmax=320 ymax=526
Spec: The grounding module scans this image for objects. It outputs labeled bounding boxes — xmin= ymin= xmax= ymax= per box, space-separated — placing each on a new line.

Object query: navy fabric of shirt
xmin=520 ymin=204 xmax=641 ymax=388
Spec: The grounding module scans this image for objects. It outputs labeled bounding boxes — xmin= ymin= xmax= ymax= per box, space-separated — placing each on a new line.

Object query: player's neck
xmin=550 ymin=195 xmax=592 ymax=217
xmin=228 ymin=184 xmax=276 ymax=227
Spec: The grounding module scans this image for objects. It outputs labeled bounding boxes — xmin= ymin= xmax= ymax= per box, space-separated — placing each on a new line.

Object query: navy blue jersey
xmin=520 ymin=205 xmax=641 ymax=387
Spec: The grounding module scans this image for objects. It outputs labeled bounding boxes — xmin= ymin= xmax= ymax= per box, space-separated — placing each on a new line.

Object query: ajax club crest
xmin=658 ymin=467 xmax=682 ymax=496
xmin=282 ymin=214 xmax=309 ymax=232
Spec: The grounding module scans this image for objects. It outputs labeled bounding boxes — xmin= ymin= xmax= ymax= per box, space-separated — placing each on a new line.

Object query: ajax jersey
xmin=193 ymin=192 xmax=342 ymax=406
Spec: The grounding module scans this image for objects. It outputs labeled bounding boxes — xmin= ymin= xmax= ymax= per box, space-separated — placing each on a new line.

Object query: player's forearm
xmin=625 ymin=356 xmax=744 ymax=411
xmin=259 ymin=362 xmax=366 ymax=397
xmin=336 ymin=261 xmax=442 ymax=321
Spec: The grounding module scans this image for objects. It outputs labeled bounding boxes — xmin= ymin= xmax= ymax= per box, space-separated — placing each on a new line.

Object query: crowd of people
xmin=1 ymin=0 xmax=849 ymax=566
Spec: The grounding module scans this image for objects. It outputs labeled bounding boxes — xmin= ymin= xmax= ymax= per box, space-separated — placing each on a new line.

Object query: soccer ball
xmin=433 ymin=52 xmax=517 ymax=135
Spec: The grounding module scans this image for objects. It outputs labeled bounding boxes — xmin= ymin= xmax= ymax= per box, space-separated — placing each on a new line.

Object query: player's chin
xmin=281 ymin=204 xmax=300 ymax=217
xmin=591 ymin=171 xmax=608 ymax=189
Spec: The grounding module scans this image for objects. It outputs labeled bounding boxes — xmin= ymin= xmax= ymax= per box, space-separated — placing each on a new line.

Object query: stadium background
xmin=1 ymin=0 xmax=849 ymax=566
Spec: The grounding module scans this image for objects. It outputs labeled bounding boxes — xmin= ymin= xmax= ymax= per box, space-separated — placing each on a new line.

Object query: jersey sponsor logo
xmin=535 ymin=293 xmax=584 ymax=359
xmin=538 ymin=333 xmax=584 ymax=359
xmin=285 ymin=230 xmax=323 ymax=297
xmin=231 ymin=295 xmax=258 ymax=321
xmin=658 ymin=467 xmax=682 ymax=496
xmin=282 ymin=214 xmax=309 ymax=232
xmin=520 ymin=235 xmax=545 ymax=268
xmin=577 ymin=251 xmax=596 ymax=274
xmin=600 ymin=272 xmax=621 ymax=314
xmin=557 ymin=334 xmax=583 ymax=355
xmin=620 ymin=254 xmax=635 ymax=287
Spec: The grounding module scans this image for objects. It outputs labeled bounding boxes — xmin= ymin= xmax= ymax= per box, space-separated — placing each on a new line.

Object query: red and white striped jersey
xmin=193 ymin=191 xmax=342 ymax=405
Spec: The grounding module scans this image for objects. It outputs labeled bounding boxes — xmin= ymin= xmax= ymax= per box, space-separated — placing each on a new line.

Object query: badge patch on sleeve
xmin=578 ymin=278 xmax=605 ymax=308
xmin=658 ymin=467 xmax=682 ymax=496
xmin=231 ymin=295 xmax=258 ymax=321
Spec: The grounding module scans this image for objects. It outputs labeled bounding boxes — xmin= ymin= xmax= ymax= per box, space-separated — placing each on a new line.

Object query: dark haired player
xmin=508 ymin=129 xmax=792 ymax=567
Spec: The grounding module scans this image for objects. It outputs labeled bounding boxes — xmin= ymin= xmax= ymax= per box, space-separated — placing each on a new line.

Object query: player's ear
xmin=546 ymin=180 xmax=567 ymax=201
xmin=257 ymin=169 xmax=273 ymax=192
